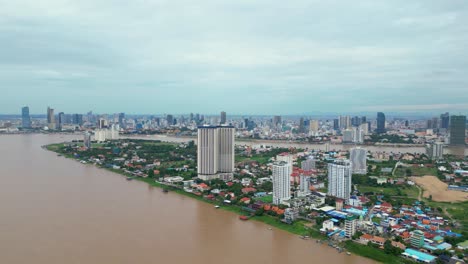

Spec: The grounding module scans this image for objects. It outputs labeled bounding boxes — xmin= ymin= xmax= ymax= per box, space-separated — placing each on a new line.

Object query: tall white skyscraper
xmin=197 ymin=125 xmax=235 ymax=181
xmin=327 ymin=159 xmax=352 ymax=201
xmin=276 ymin=153 xmax=293 ymax=176
xmin=272 ymin=161 xmax=290 ymax=205
xmin=350 ymin=147 xmax=367 ymax=174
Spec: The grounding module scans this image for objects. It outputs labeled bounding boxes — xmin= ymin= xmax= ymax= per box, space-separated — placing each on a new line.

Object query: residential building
xmin=343 ymin=129 xmax=353 ymax=143
xmin=299 ymin=173 xmax=311 ymax=196
xmin=327 ymin=159 xmax=352 ymax=201
xmin=276 ymin=153 xmax=293 ymax=177
xmin=21 ymin=106 xmax=31 ymax=128
xmin=84 ymin=132 xmax=92 ymax=149
xmin=301 ymin=158 xmax=316 ymax=171
xmin=376 ymin=112 xmax=386 ymax=134
xmin=197 ymin=125 xmax=235 ymax=181
xmin=449 ymin=115 xmax=466 ymax=145
xmin=410 ymin=230 xmax=425 ymax=248
xmin=344 ymin=216 xmax=357 ymax=238
xmin=425 ymin=142 xmax=444 ymax=160
xmin=350 ymin=147 xmax=367 ymax=174
xmin=272 ymin=161 xmax=290 ymax=205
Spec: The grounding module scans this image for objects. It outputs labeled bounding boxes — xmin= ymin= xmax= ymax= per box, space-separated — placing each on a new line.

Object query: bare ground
xmin=411 ymin=176 xmax=468 ymax=202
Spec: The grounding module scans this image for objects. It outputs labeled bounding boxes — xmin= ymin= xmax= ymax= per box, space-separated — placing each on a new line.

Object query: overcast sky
xmin=1 ymin=0 xmax=467 ymax=115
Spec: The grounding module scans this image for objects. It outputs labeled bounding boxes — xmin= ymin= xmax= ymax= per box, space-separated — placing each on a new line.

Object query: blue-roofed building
xmin=326 ymin=210 xmax=348 ymax=219
xmin=435 ymin=242 xmax=452 ymax=251
xmin=402 ymin=248 xmax=436 ymax=263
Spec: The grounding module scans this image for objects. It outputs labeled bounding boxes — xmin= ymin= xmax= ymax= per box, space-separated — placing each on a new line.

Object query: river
xmin=0 ymin=134 xmax=376 ymax=264
xmin=129 ymin=134 xmax=468 ymax=156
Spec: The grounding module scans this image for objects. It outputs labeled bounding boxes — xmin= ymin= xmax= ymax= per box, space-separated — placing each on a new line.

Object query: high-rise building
xmin=301 ymin=158 xmax=316 ymax=171
xmin=197 ymin=125 xmax=235 ymax=181
xmin=342 ymin=129 xmax=353 ymax=143
xmin=217 ymin=126 xmax=235 ymax=179
xmin=309 ymin=120 xmax=319 ymax=135
xmin=21 ymin=106 xmax=31 ymax=128
xmin=84 ymin=132 xmax=92 ymax=149
xmin=425 ymin=142 xmax=444 ymax=160
xmin=440 ymin=112 xmax=450 ymax=129
xmin=220 ymin=111 xmax=226 ymax=125
xmin=327 ymin=159 xmax=352 ymax=201
xmin=58 ymin=112 xmax=65 ymax=129
xmin=333 ymin=119 xmax=339 ymax=130
xmin=299 ymin=173 xmax=311 ymax=197
xmin=72 ymin=114 xmax=83 ymax=125
xmin=339 ymin=116 xmax=351 ymax=130
xmin=272 ymin=161 xmax=290 ymax=204
xmin=344 ymin=216 xmax=357 ymax=238
xmin=118 ymin=113 xmax=125 ymax=128
xmin=166 ymin=114 xmax=174 ymax=126
xmin=431 ymin=117 xmax=439 ymax=129
xmin=297 ymin=117 xmax=304 ymax=133
xmin=410 ymin=230 xmax=425 ymax=248
xmin=359 ymin=122 xmax=369 ymax=135
xmin=376 ymin=112 xmax=386 ymax=134
xmin=47 ymin=107 xmax=56 ymax=130
xmin=351 ymin=116 xmax=361 ymax=127
xmin=273 ymin=115 xmax=282 ymax=129
xmin=276 ymin=153 xmax=293 ymax=177
xmin=350 ymin=147 xmax=367 ymax=174
xmin=449 ymin=115 xmax=466 ymax=146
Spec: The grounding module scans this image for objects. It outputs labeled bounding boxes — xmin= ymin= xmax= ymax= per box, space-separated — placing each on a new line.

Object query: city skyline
xmin=1 ymin=1 xmax=468 ymax=114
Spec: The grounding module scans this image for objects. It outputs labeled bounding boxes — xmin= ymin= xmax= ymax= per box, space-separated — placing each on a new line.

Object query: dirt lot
xmin=411 ymin=176 xmax=468 ymax=202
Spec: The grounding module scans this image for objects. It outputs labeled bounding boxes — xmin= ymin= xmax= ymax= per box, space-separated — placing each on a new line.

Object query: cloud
xmin=0 ymin=0 xmax=467 ymax=114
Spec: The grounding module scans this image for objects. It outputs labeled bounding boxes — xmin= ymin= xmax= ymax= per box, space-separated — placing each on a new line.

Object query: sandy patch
xmin=411 ymin=176 xmax=468 ymax=202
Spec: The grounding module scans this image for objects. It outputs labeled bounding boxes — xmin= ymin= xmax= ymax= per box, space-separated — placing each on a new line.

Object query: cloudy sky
xmin=1 ymin=0 xmax=467 ymax=115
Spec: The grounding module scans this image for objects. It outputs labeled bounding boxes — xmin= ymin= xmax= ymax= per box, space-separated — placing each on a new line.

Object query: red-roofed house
xmin=241 ymin=187 xmax=257 ymax=194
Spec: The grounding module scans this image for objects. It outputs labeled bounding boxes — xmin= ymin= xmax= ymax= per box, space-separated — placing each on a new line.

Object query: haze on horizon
xmin=1 ymin=0 xmax=468 ymax=115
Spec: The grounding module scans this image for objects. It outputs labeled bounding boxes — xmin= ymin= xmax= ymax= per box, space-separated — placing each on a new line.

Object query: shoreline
xmin=46 ymin=143 xmax=416 ymax=264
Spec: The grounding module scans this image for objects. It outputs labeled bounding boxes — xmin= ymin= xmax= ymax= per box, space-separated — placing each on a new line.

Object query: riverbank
xmin=46 ymin=142 xmax=415 ymax=263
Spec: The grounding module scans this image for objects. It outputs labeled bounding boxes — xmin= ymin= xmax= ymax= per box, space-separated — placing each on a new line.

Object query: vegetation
xmin=344 ymin=241 xmax=414 ymax=264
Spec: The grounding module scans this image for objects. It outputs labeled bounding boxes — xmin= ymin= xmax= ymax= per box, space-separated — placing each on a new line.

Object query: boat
xmin=162 ymin=189 xmax=169 ymax=193
xmin=239 ymin=215 xmax=248 ymax=221
xmin=268 ymin=227 xmax=272 ymax=230
xmin=346 ymin=252 xmax=351 ymax=256
xmin=126 ymin=177 xmax=133 ymax=181
xmin=214 ymin=205 xmax=220 ymax=209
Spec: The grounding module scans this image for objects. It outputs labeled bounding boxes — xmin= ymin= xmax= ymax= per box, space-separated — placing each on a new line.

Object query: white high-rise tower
xmin=272 ymin=161 xmax=290 ymax=205
xmin=327 ymin=159 xmax=353 ymax=201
